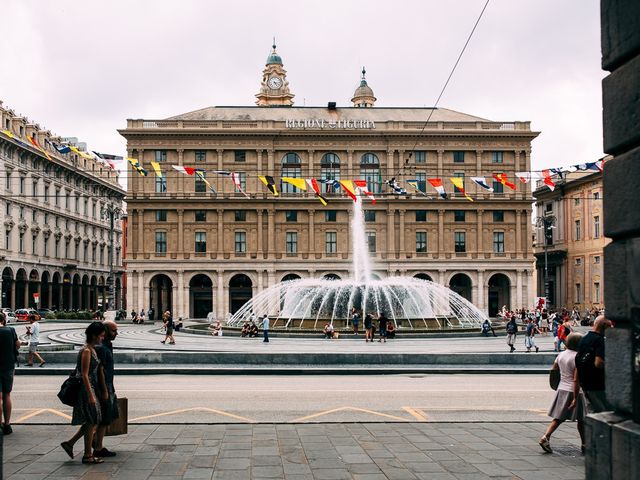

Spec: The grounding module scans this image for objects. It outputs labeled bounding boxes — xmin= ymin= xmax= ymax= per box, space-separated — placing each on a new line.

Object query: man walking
xmin=506 ymin=316 xmax=518 ymax=352
xmin=576 ymin=315 xmax=612 ymax=413
xmin=524 ymin=318 xmax=541 ymax=353
xmin=26 ymin=314 xmax=45 ymax=367
xmin=262 ymin=314 xmax=269 ymax=343
xmin=93 ymin=320 xmax=119 ymax=457
xmin=0 ymin=312 xmax=21 ymax=434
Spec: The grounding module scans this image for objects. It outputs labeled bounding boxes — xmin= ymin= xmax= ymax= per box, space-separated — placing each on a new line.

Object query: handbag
xmin=58 ymin=371 xmax=82 ymax=407
xmin=549 ymin=369 xmax=560 ymax=391
xmin=106 ymin=397 xmax=128 ymax=436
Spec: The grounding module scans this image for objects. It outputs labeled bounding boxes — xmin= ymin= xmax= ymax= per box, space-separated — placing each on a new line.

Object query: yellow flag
xmin=282 ymin=177 xmax=307 ymax=190
xmin=339 ymin=180 xmax=357 ymax=201
xmin=150 ymin=161 xmax=163 ymax=178
xmin=450 ymin=177 xmax=474 ymax=202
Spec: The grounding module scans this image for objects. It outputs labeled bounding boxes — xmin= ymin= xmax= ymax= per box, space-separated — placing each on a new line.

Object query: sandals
xmin=82 ymin=456 xmax=104 ymax=464
xmin=539 ymin=436 xmax=553 ymax=453
xmin=61 ymin=441 xmax=74 ymax=459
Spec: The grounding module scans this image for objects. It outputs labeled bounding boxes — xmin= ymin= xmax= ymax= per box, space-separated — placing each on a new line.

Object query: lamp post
xmin=536 ymin=214 xmax=556 ymax=307
xmin=101 ymin=202 xmax=122 ymax=311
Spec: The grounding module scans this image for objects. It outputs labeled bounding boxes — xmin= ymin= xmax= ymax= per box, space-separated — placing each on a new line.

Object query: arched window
xmin=320 ymin=153 xmax=341 ymax=193
xmin=281 ymin=153 xmax=302 ymax=194
xmin=360 ymin=153 xmax=381 ymax=194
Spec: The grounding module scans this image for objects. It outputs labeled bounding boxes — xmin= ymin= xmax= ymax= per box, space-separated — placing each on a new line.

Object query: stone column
xmin=256 ymin=149 xmax=263 ymax=176
xmin=514 ymin=150 xmax=521 ymax=173
xmin=438 ymin=269 xmax=445 ymax=286
xmin=137 ymin=209 xmax=144 ymax=255
xmin=217 ymin=270 xmax=224 ymax=320
xmin=515 ymin=210 xmax=522 ymax=257
xmin=257 ymin=209 xmax=264 ymax=256
xmin=477 ymin=209 xmax=484 ymax=256
xmin=308 ymin=210 xmax=315 ymax=254
xmin=307 ymin=150 xmax=315 ymax=179
xmin=267 ymin=150 xmax=275 ymax=176
xmin=438 ymin=209 xmax=445 ymax=255
xmin=177 ymin=270 xmax=185 ymax=319
xmin=217 ymin=209 xmax=224 ymax=257
xmin=387 ymin=208 xmax=395 ymax=258
xmin=257 ymin=270 xmax=264 ymax=297
xmin=397 ymin=150 xmax=405 ymax=175
xmin=177 ymin=149 xmax=184 ymax=195
xmin=217 ymin=149 xmax=224 ymax=171
xmin=347 ymin=150 xmax=354 ymax=178
xmin=267 ymin=210 xmax=275 ymax=257
xmin=399 ymin=210 xmax=406 ymax=254
xmin=137 ymin=271 xmax=144 ymax=312
xmin=437 ymin=149 xmax=444 ymax=178
xmin=509 ymin=280 xmax=517 ymax=311
xmin=177 ymin=209 xmax=184 ymax=254
xmin=516 ymin=270 xmax=523 ymax=310
xmin=476 ymin=150 xmax=483 ymax=195
xmin=386 ymin=150 xmax=395 ymax=178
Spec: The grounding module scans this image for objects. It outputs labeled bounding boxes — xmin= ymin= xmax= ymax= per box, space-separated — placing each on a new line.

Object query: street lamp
xmin=535 ymin=213 xmax=557 ymax=307
xmin=101 ymin=202 xmax=122 ymax=311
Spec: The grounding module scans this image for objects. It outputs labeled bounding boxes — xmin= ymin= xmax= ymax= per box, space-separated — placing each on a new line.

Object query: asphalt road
xmin=11 ymin=374 xmax=554 ymax=424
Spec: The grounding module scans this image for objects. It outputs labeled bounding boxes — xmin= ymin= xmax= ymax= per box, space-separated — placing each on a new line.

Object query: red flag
xmin=492 ymin=173 xmax=516 ymax=190
xmin=542 ymin=169 xmax=556 ymax=191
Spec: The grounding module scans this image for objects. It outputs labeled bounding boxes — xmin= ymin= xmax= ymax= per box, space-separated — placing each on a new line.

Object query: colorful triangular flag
xmin=258 ymin=175 xmax=279 ymax=196
xmin=450 ymin=177 xmax=473 ymax=202
xmin=126 ymin=157 xmax=148 ymax=176
xmin=282 ymin=177 xmax=307 ymax=191
xmin=471 ymin=176 xmax=494 ymax=192
xmin=492 ymin=173 xmax=516 ymax=190
xmin=428 ymin=178 xmax=447 ymax=199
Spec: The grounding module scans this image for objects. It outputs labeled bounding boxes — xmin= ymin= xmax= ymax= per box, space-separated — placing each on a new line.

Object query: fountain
xmin=228 ymin=199 xmax=488 ymax=330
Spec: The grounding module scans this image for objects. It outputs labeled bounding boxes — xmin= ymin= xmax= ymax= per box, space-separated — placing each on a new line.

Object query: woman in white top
xmin=539 ymin=332 xmax=585 ymax=454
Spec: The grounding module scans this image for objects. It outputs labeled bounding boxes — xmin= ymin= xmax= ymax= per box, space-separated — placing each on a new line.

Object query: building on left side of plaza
xmin=0 ymin=100 xmax=126 ymax=312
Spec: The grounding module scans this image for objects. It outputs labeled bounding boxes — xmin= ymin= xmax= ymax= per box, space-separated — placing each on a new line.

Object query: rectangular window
xmin=493 ymin=180 xmax=504 ymax=193
xmin=83 ymin=243 xmax=88 ymax=262
xmin=5 ymin=172 xmax=10 ymax=190
xmin=493 ymin=211 xmax=504 ymax=222
xmin=416 ymin=231 xmax=427 ymax=253
xmin=156 ymin=210 xmax=167 ymax=222
xmin=575 ymin=257 xmax=582 ymax=266
xmin=155 ymin=150 xmax=167 ymax=162
xmin=493 ymin=232 xmax=505 ymax=253
xmin=195 ymin=232 xmax=207 ymax=253
xmin=99 ymin=246 xmax=104 ymax=264
xmin=5 ymin=230 xmax=10 ymax=249
xmin=20 ymin=177 xmax=25 ymax=194
xmin=155 ymin=176 xmax=167 ymax=193
xmin=32 ymin=180 xmax=38 ymax=198
xmin=415 ymin=210 xmax=427 ymax=222
xmin=5 ymin=203 xmax=10 ymax=216
xmin=364 ymin=210 xmax=376 ymax=222
xmin=32 ymin=236 xmax=37 ymax=255
xmin=491 ymin=151 xmax=504 ymax=163
xmin=415 ymin=172 xmax=427 ymax=192
xmin=91 ymin=202 xmax=96 ymax=218
xmin=84 ymin=199 xmax=88 ymax=215
xmin=594 ymin=216 xmax=600 ymax=238
xmin=19 ymin=206 xmax=24 ymax=219
xmin=575 ymin=220 xmax=581 ymax=241
xmin=75 ymin=195 xmax=80 ymax=212
xmin=195 ymin=150 xmax=207 ymax=162
xmin=454 ymin=210 xmax=466 ymax=222
xmin=594 ymin=282 xmax=601 ymax=303
xmin=44 ymin=185 xmax=49 ymax=203
xmin=286 ymin=232 xmax=298 ymax=254
xmin=44 ymin=213 xmax=48 ymax=224
xmin=194 ymin=172 xmax=206 ymax=193
xmin=285 ymin=210 xmax=298 ymax=222
xmin=325 ymin=210 xmax=337 ymax=222
xmin=155 ymin=231 xmax=167 ymax=253
xmin=19 ymin=233 xmax=24 ymax=253
xmin=32 ymin=210 xmax=36 ymax=222
xmin=576 ymin=283 xmax=582 ymax=303
xmin=234 ymin=150 xmax=246 ymax=162
xmin=594 ymin=255 xmax=601 ymax=264
xmin=195 ymin=210 xmax=206 ymax=222
xmin=65 ymin=240 xmax=69 ymax=259
xmin=366 ymin=232 xmax=376 ymax=253
xmin=325 ymin=232 xmax=337 ymax=254
xmin=414 ymin=151 xmax=426 ymax=164
xmin=453 ymin=151 xmax=465 ymax=163
xmin=235 ymin=231 xmax=246 ymax=253
xmin=92 ymin=245 xmax=96 ymax=263
xmin=234 ymin=210 xmax=246 ymax=222
xmin=545 ymin=203 xmax=553 ymax=213
xmin=454 ymin=232 xmax=466 ymax=252
xmin=55 ymin=239 xmax=59 ymax=259
xmin=593 ymin=192 xmax=600 ymax=200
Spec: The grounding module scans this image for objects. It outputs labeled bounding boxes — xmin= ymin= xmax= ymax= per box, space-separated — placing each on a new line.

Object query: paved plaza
xmin=2 ymin=422 xmax=584 ymax=480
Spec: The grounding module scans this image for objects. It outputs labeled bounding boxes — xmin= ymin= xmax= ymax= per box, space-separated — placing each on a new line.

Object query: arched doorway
xmin=15 ymin=269 xmax=28 ymax=309
xmin=281 ymin=274 xmax=301 ymax=282
xmin=449 ymin=273 xmax=472 ymax=302
xmin=190 ymin=274 xmax=213 ymax=319
xmin=323 ymin=273 xmax=341 ymax=280
xmin=90 ymin=276 xmax=98 ymax=311
xmin=149 ymin=274 xmax=173 ymax=318
xmin=28 ymin=270 xmax=40 ymax=309
xmin=52 ymin=272 xmax=61 ymax=310
xmin=229 ymin=274 xmax=252 ymax=314
xmin=2 ymin=267 xmax=14 ymax=309
xmin=414 ymin=273 xmax=433 ymax=282
xmin=115 ymin=277 xmax=122 ymax=310
xmin=41 ymin=271 xmax=51 ymax=309
xmin=488 ymin=273 xmax=511 ymax=317
xmin=72 ymin=274 xmax=81 ymax=310
xmin=63 ymin=273 xmax=72 ymax=310
xmin=81 ymin=275 xmax=90 ymax=310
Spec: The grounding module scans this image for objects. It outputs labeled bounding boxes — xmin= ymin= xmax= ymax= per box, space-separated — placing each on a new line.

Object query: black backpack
xmin=506 ymin=322 xmax=517 ymax=334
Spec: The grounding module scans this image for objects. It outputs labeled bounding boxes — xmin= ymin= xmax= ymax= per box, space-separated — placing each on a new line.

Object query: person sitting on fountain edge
xmin=385 ymin=320 xmax=396 ymax=339
xmin=323 ymin=323 xmax=334 ymax=339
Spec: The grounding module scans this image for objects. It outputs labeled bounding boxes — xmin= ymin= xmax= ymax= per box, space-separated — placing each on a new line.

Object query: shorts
xmin=28 ymin=342 xmax=39 ymax=353
xmin=99 ymin=390 xmax=120 ymax=425
xmin=166 ymin=327 xmax=174 ymax=335
xmin=0 ymin=370 xmax=15 ymax=393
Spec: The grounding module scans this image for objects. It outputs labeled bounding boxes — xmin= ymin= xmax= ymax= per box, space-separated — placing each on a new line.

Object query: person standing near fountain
xmin=364 ymin=314 xmax=374 ymax=342
xmin=351 ymin=309 xmax=360 ymax=335
xmin=261 ymin=314 xmax=269 ymax=343
xmin=378 ymin=313 xmax=388 ymax=343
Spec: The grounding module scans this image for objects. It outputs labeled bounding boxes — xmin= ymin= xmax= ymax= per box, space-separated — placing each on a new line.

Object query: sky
xmin=1 ymin=0 xmax=604 ymax=177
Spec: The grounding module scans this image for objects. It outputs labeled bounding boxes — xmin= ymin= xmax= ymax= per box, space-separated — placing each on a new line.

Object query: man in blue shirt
xmin=262 ymin=315 xmax=269 ymax=343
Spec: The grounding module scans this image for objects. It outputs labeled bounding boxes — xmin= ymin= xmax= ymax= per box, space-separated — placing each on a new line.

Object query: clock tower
xmin=255 ymin=42 xmax=295 ymax=106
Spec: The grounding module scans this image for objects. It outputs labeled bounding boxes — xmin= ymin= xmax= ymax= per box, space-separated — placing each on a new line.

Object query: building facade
xmin=121 ymin=46 xmax=539 ymax=320
xmin=0 ymin=100 xmax=126 ymax=311
xmin=533 ymin=167 xmax=608 ymax=310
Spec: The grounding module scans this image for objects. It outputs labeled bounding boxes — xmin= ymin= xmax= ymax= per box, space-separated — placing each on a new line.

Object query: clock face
xmin=267 ymin=76 xmax=283 ymax=89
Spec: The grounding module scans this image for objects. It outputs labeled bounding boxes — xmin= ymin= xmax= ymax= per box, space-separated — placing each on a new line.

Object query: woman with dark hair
xmin=60 ymin=321 xmax=106 ymax=464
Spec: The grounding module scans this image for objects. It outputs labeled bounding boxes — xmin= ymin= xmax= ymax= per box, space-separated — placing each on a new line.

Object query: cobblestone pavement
xmin=31 ymin=322 xmax=573 ymax=354
xmin=2 ymin=422 xmax=584 ymax=479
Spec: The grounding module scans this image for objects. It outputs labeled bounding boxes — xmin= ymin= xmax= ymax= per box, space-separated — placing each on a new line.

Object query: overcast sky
xmin=2 ymin=0 xmax=604 ymax=176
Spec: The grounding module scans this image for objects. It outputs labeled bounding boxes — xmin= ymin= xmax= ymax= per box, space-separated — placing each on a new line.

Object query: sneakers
xmin=539 ymin=436 xmax=552 ymax=453
xmin=535 ymin=346 xmax=540 ymax=353
xmin=93 ymin=448 xmax=116 ymax=458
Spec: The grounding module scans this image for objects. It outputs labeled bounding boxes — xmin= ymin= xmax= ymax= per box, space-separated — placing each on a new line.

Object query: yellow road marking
xmin=402 ymin=407 xmax=429 ymax=421
xmin=129 ymin=407 xmax=255 ymax=423
xmin=289 ymin=406 xmax=409 ymax=423
xmin=528 ymin=408 xmax=549 ymax=417
xmin=14 ymin=408 xmax=72 ymax=423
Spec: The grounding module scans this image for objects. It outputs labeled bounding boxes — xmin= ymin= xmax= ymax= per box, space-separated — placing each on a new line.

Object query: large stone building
xmin=533 ymin=167 xmax=608 ymax=310
xmin=0 ymin=100 xmax=126 ymax=311
xmin=120 ymin=45 xmax=539 ymax=320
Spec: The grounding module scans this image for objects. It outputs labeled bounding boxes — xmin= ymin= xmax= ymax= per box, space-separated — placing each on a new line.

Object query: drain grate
xmin=552 ymin=445 xmax=583 ymax=457
xmin=151 ymin=445 xmax=177 ymax=452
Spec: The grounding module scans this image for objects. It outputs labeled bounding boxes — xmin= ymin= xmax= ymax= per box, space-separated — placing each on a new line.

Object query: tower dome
xmin=266 ymin=42 xmax=282 ymax=65
xmin=351 ymin=67 xmax=376 ymax=107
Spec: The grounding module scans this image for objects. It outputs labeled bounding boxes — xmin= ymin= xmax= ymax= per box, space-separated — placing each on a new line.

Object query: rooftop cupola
xmin=351 ymin=67 xmax=376 ymax=108
xmin=256 ymin=40 xmax=295 ymax=106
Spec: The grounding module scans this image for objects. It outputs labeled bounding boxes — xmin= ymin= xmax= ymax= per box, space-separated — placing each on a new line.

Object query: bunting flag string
xmin=339 ymin=180 xmax=358 ymax=201
xmin=428 ymin=178 xmax=448 ymax=199
xmin=230 ymin=172 xmax=249 ymax=198
xmin=541 ymin=169 xmax=556 ymax=191
xmin=258 ymin=175 xmax=278 ymax=196
xmin=28 ymin=136 xmax=52 ymax=161
xmin=150 ymin=161 xmax=167 ymax=192
xmin=172 ymin=165 xmax=197 ymax=175
xmin=69 ymin=145 xmax=93 ymax=160
xmin=306 ymin=178 xmax=328 ymax=206
xmin=493 ymin=173 xmax=517 ymax=190
xmin=281 ymin=177 xmax=307 ymax=191
xmin=127 ymin=157 xmax=148 ymax=176
xmin=405 ymin=180 xmax=428 ymax=197
xmin=450 ymin=177 xmax=473 ymax=202
xmin=92 ymin=151 xmax=120 ymax=170
xmin=196 ymin=170 xmax=217 ymax=194
xmin=470 ymin=176 xmax=494 ymax=192
xmin=386 ymin=178 xmax=407 ymax=195
xmin=354 ymin=180 xmax=376 ymax=204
